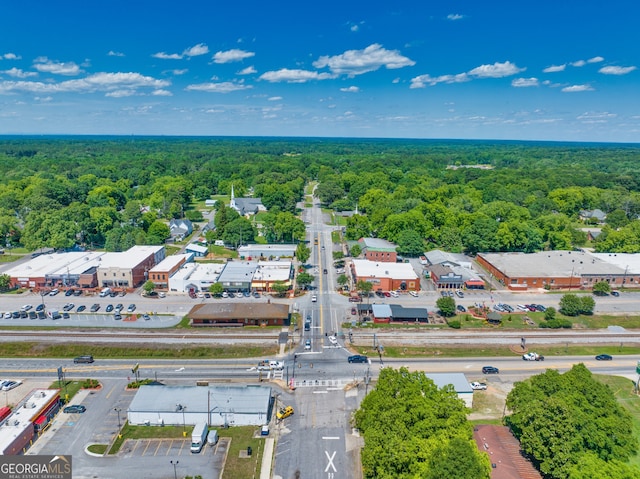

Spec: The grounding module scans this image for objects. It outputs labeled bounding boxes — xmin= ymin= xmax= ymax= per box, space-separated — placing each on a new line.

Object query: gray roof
xmin=233 ymin=198 xmax=264 ymax=215
xmin=426 ymin=373 xmax=473 ymax=394
xmin=217 ymin=261 xmax=259 ymax=284
xmin=128 ymin=385 xmax=271 ymax=415
xmin=390 ymin=305 xmax=429 ymax=319
xmin=188 ymin=302 xmax=289 ymax=320
xmin=359 ymin=237 xmax=397 ymax=252
xmin=371 ymin=304 xmax=392 ymax=317
xmin=478 ymin=250 xmax=625 ymax=278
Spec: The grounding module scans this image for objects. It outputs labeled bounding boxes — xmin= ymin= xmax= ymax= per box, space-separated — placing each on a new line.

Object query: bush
xmin=447 ymin=319 xmax=461 ymax=329
xmin=81 ymin=379 xmax=100 ymax=389
xmin=540 ymin=318 xmax=572 ymax=329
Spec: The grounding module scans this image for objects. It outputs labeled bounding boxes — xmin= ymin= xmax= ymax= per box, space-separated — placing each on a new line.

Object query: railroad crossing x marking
xmin=325 ymin=450 xmax=336 ymax=473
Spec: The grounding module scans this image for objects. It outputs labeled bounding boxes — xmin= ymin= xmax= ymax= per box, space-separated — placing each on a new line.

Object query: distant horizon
xmin=1 ymin=1 xmax=638 ymax=142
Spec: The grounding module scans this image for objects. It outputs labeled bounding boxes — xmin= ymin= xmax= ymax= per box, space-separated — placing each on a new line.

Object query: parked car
xmin=73 ymin=290 xmax=82 ymax=297
xmin=502 ymin=304 xmax=514 ymax=313
xmin=49 ymin=288 xmax=59 ymax=296
xmin=65 ymin=289 xmax=74 ymax=297
xmin=482 ymin=366 xmax=500 ymax=374
xmin=21 ymin=304 xmax=33 ymax=311
xmin=596 ymin=354 xmax=613 ymax=361
xmin=105 ymin=304 xmax=114 ymax=312
xmin=2 ymin=312 xmax=11 ymax=319
xmin=252 ymin=291 xmax=260 ymax=298
xmin=456 ymin=305 xmax=467 ymax=313
xmin=535 ymin=304 xmax=546 ymax=312
xmin=36 ymin=304 xmax=45 ymax=312
xmin=455 ymin=290 xmax=464 ymax=298
xmin=409 ymin=291 xmax=418 ymax=297
xmin=63 ymin=303 xmax=75 ymax=311
xmin=77 ymin=305 xmax=86 ymax=312
xmin=63 ymin=405 xmax=86 ymax=414
xmin=1 ymin=380 xmax=22 ymax=391
xmin=470 ymin=382 xmax=487 ymax=390
xmin=62 ymin=312 xmax=70 ymax=319
xmin=348 ymin=355 xmax=369 ymax=364
xmin=114 ymin=313 xmax=122 ymax=320
xmin=142 ymin=314 xmax=151 ymax=321
xmin=115 ymin=304 xmax=123 ymax=312
xmin=127 ymin=304 xmax=136 ymax=312
xmin=90 ymin=304 xmax=100 ymax=312
xmin=28 ymin=311 xmax=37 ymax=319
xmin=611 ymin=291 xmax=620 ymax=297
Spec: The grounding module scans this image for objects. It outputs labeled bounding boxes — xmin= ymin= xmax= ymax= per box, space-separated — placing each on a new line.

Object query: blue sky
xmin=0 ymin=1 xmax=638 ymax=142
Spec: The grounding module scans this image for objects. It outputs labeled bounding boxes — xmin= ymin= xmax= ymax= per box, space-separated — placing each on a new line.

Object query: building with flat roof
xmin=252 ymin=261 xmax=293 ymax=292
xmin=127 ymin=384 xmax=272 ymax=427
xmin=477 ymin=250 xmax=627 ymax=291
xmin=185 ymin=243 xmax=208 ymax=257
xmin=6 ymin=251 xmax=106 ymax=289
xmin=97 ymin=245 xmax=165 ymax=288
xmin=358 ymin=237 xmax=398 ymax=263
xmin=237 ymin=244 xmax=297 ymax=259
xmin=423 ymin=249 xmax=473 ymax=270
xmin=426 ymin=373 xmax=473 ymax=408
xmin=149 ymin=253 xmax=193 ymax=290
xmin=188 ymin=302 xmax=290 ymax=327
xmin=585 ymin=252 xmax=640 ymax=288
xmin=370 ymin=304 xmax=428 ymax=323
xmin=351 ymin=259 xmax=419 ymax=292
xmin=217 ymin=261 xmax=259 ymax=292
xmin=168 ymin=262 xmax=225 ymax=293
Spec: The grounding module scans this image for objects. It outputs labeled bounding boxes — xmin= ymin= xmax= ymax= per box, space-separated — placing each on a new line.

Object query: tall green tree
xmin=295 ymin=243 xmax=311 ymax=264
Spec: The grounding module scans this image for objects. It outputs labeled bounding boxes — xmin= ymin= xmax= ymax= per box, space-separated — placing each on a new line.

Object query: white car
xmin=516 ymin=304 xmax=529 ymax=312
xmin=311 ymin=295 xmax=317 ymax=302
xmin=470 ymin=382 xmax=487 ymax=390
xmin=304 ymin=339 xmax=311 ymax=350
xmin=328 ymin=335 xmax=338 ymax=345
xmin=21 ymin=304 xmax=33 ymax=311
xmin=1 ymin=380 xmax=22 ymax=391
xmin=409 ymin=291 xmax=418 ymax=297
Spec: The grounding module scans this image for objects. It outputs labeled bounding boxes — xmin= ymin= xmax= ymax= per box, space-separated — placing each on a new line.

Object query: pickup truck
xmin=522 ymin=352 xmax=545 ymax=361
xmin=257 ymin=360 xmax=284 ymax=371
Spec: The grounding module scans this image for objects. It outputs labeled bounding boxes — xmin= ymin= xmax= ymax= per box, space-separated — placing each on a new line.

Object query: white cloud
xmin=340 ymin=86 xmax=360 ymax=92
xmin=0 ymin=71 xmax=170 ymax=95
xmin=312 ymin=44 xmax=415 ymax=76
xmin=259 ymin=68 xmax=335 ymax=83
xmin=410 ymin=73 xmax=469 ymax=88
xmin=599 ymin=65 xmax=637 ymax=75
xmin=561 ymin=84 xmax=594 ymax=92
xmin=512 ymin=77 xmax=539 ymax=87
xmin=268 ymin=96 xmax=283 ymax=101
xmin=571 ymin=60 xmax=586 ymax=67
xmin=468 ymin=61 xmax=524 ymax=78
xmin=213 ymin=49 xmax=255 ymax=64
xmin=34 ymin=96 xmax=52 ymax=102
xmin=152 ymin=89 xmax=173 ymax=96
xmin=183 ymin=43 xmax=209 ymax=57
xmin=108 ymin=50 xmax=125 ymax=57
xmin=588 ymin=56 xmax=604 ymax=63
xmin=577 ymin=111 xmax=617 ymax=121
xmin=33 ymin=58 xmax=82 ymax=76
xmin=2 ymin=53 xmax=21 ymax=60
xmin=543 ymin=64 xmax=566 ymax=73
xmin=106 ymin=89 xmax=136 ymax=98
xmin=351 ymin=24 xmax=359 ymax=32
xmin=171 ymin=69 xmax=188 ymax=75
xmin=152 ymin=51 xmax=183 ymax=60
xmin=185 ymin=81 xmax=252 ymax=93
xmin=447 ymin=13 xmax=464 ymax=21
xmin=153 ymin=43 xmax=209 ymax=60
xmin=1 ymin=67 xmax=37 ymax=78
xmin=238 ymin=66 xmax=257 ymax=75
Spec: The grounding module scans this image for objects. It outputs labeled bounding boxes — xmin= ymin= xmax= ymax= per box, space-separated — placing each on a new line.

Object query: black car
xmin=65 ymin=289 xmax=74 ymax=296
xmin=535 ymin=304 xmax=547 ymax=312
xmin=62 ymin=312 xmax=70 ymax=319
xmin=63 ymin=405 xmax=86 ymax=414
xmin=73 ymin=289 xmax=83 ymax=296
xmin=456 ymin=305 xmax=467 ymax=313
xmin=36 ymin=304 xmax=45 ymax=312
xmin=77 ymin=305 xmax=86 ymax=312
xmin=611 ymin=291 xmax=620 ymax=297
xmin=127 ymin=304 xmax=136 ymax=312
xmin=28 ymin=311 xmax=37 ymax=319
xmin=37 ymin=311 xmax=46 ymax=319
xmin=595 ymin=354 xmax=613 ymax=361
xmin=105 ymin=304 xmax=114 ymax=312
xmin=348 ymin=355 xmax=369 ymax=364
xmin=323 ymin=269 xmax=328 ymax=274
xmin=90 ymin=304 xmax=100 ymax=312
xmin=482 ymin=366 xmax=500 ymax=374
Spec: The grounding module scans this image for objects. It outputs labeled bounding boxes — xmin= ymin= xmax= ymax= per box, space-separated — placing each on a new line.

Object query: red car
xmin=351 ymin=307 xmax=357 ymax=315
xmin=383 ymin=291 xmax=391 ymax=297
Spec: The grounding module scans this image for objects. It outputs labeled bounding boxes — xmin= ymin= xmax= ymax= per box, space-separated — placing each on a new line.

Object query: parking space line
xmin=141 ymin=439 xmax=152 ymax=456
xmin=153 ymin=439 xmax=163 ymax=456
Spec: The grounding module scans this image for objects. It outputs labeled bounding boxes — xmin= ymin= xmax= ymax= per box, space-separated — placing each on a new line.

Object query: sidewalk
xmin=260 ymin=437 xmax=275 ymax=479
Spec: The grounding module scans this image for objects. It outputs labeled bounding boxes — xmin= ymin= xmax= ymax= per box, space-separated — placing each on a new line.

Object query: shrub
xmin=447 ymin=319 xmax=461 ymax=329
xmin=540 ymin=318 xmax=572 ymax=329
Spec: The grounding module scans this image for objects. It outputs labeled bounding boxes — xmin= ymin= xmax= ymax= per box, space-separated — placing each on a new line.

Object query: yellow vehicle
xmin=276 ymin=406 xmax=294 ymax=420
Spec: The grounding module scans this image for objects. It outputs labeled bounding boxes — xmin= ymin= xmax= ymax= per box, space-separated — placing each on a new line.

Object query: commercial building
xmin=422 ymin=250 xmax=484 ymax=289
xmin=188 ymin=302 xmax=290 ymax=327
xmin=0 ymin=389 xmax=61 ymax=455
xmin=168 ymin=262 xmax=225 ymax=293
xmin=237 ymin=244 xmax=297 ymax=260
xmin=370 ymin=304 xmax=428 ymax=323
xmin=185 ymin=243 xmax=208 ymax=258
xmin=127 ymin=384 xmax=272 ymax=427
xmin=426 ymin=373 xmax=474 ymax=408
xmin=358 ymin=237 xmax=398 ymax=263
xmin=477 ymin=250 xmax=627 ymax=291
xmin=351 ymin=259 xmax=420 ymax=292
xmin=252 ymin=261 xmax=293 ymax=292
xmin=148 ymin=253 xmax=193 ymax=290
xmin=97 ymin=245 xmax=166 ymax=288
xmin=216 ymin=261 xmax=259 ymax=293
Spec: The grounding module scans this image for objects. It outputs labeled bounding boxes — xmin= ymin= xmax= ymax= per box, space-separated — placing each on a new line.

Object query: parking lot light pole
xmin=114 ymin=407 xmax=121 ymax=428
xmin=170 ymin=460 xmax=179 ymax=479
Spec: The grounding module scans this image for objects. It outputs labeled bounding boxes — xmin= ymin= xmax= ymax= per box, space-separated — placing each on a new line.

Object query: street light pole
xmin=182 ymin=406 xmax=186 ymax=436
xmin=170 ymin=460 xmax=179 ymax=479
xmin=114 ymin=407 xmax=122 ymax=428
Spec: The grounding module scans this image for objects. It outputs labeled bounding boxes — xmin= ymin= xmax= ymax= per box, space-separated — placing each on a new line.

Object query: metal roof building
xmin=237 ymin=244 xmax=297 ymax=259
xmin=127 ymin=385 xmax=272 ymax=427
xmin=426 ymin=373 xmax=474 ymax=408
xmin=188 ymin=302 xmax=290 ymax=326
xmin=217 ymin=261 xmax=259 ymax=292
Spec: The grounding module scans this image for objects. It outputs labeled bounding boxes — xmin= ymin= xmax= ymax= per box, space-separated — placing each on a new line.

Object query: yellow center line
xmin=317 ymin=233 xmax=324 ymax=337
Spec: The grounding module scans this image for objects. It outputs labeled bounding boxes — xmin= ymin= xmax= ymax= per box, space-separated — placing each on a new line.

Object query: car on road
xmin=482 ymin=366 xmax=500 ymax=374
xmin=1 ymin=380 xmax=22 ymax=391
xmin=470 ymin=382 xmax=487 ymax=390
xmin=77 ymin=305 xmax=86 ymax=312
xmin=36 ymin=304 xmax=45 ymax=312
xmin=89 ymin=304 xmax=100 ymax=312
xmin=142 ymin=314 xmax=151 ymax=320
xmin=105 ymin=304 xmax=114 ymax=312
xmin=348 ymin=355 xmax=369 ymax=364
xmin=127 ymin=304 xmax=136 ymax=312
xmin=596 ymin=354 xmax=613 ymax=361
xmin=63 ymin=303 xmax=75 ymax=311
xmin=304 ymin=339 xmax=311 ymax=350
xmin=522 ymin=352 xmax=544 ymax=361
xmin=276 ymin=406 xmax=294 ymax=420
xmin=63 ymin=405 xmax=86 ymax=414
xmin=311 ymin=295 xmax=317 ymax=302
xmin=351 ymin=307 xmax=357 ymax=315
xmin=611 ymin=291 xmax=620 ymax=297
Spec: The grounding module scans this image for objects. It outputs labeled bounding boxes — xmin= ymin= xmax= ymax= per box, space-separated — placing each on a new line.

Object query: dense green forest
xmin=1 ymin=136 xmax=640 ymax=253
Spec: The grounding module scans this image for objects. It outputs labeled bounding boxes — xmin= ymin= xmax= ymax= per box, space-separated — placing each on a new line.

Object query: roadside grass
xmin=0 ymin=342 xmax=278 ymax=360
xmin=165 ymin=245 xmax=181 ymax=256
xmin=87 ymin=444 xmax=108 ymax=455
xmin=593 ymin=375 xmax=640 ymax=468
xmin=221 ymin=426 xmax=264 ymax=479
xmin=0 ymin=254 xmax=24 ymax=263
xmin=209 ymin=245 xmax=238 ymax=258
xmin=109 ymin=423 xmax=187 ymax=454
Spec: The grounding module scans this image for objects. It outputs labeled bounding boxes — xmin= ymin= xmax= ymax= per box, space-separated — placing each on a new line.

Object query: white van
xmin=207 ymin=429 xmax=218 ymax=446
xmin=99 ymin=287 xmax=112 ymax=297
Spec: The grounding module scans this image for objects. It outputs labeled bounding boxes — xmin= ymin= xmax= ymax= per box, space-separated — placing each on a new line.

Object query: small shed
xmin=487 ymin=312 xmax=503 ymax=325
